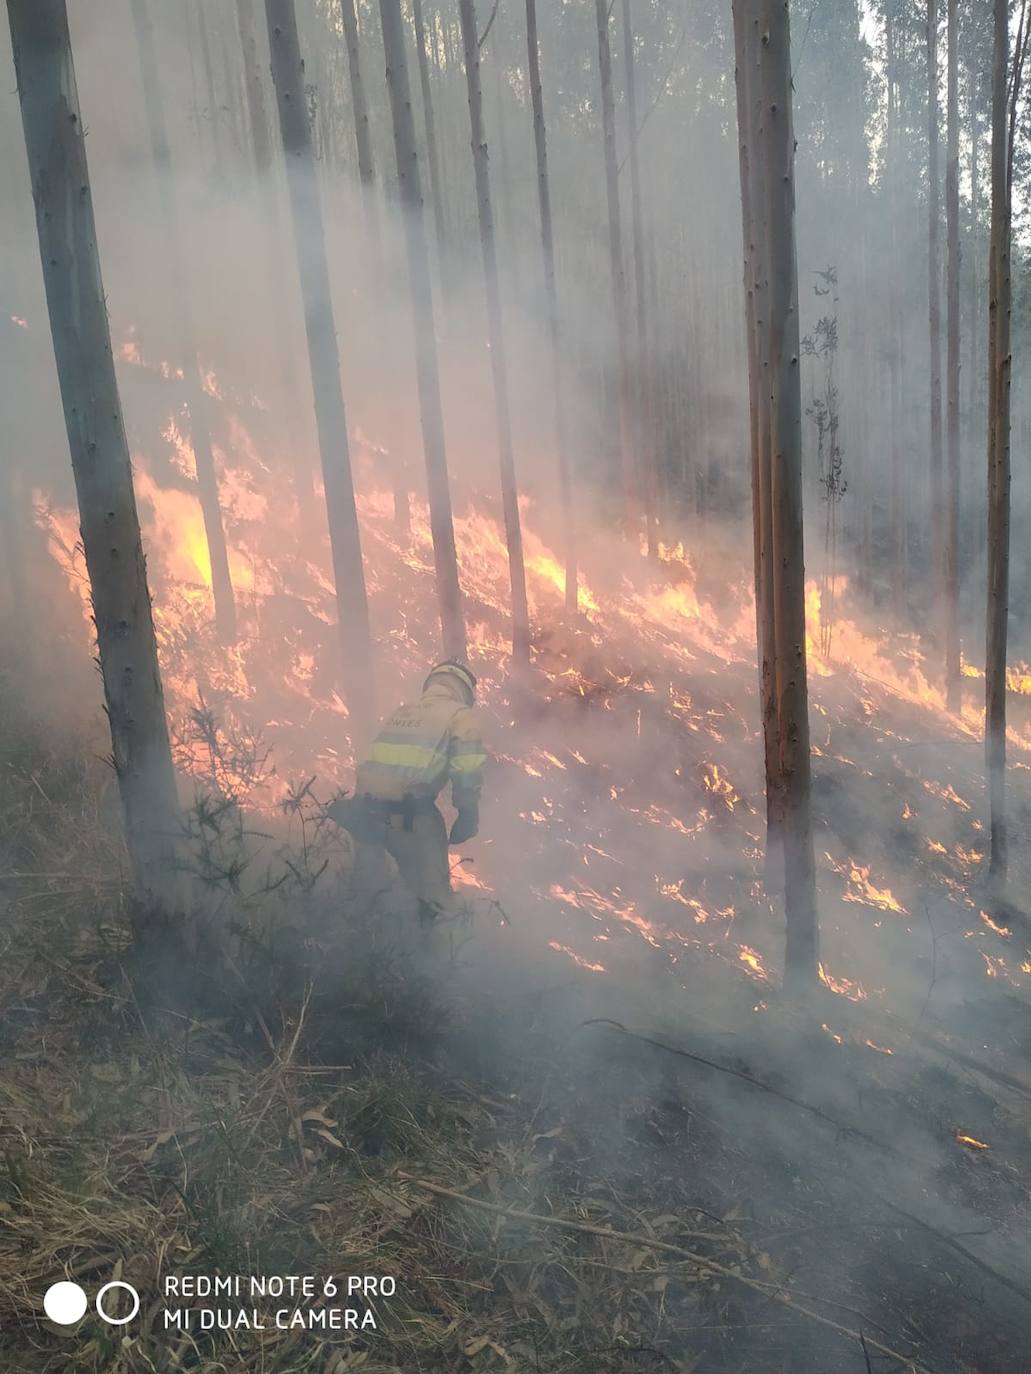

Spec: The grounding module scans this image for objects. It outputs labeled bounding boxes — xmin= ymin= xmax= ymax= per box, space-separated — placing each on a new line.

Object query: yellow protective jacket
xmin=356 ymin=678 xmax=486 ymax=810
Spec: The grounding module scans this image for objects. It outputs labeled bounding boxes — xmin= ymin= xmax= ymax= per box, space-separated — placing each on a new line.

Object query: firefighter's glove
xmin=449 ymin=805 xmax=479 ymax=846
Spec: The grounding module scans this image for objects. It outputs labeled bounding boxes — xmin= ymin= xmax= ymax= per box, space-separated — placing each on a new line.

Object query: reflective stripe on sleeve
xmin=450 ymin=752 xmax=486 ymax=774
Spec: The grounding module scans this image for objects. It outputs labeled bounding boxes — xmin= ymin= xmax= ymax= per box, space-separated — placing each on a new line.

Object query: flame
xmin=825 ymin=854 xmax=907 ymax=914
xmin=955 ymin=1132 xmax=989 ymax=1150
xmin=979 ymin=910 xmax=1010 ymax=938
xmin=737 ymin=945 xmax=769 ymax=980
xmin=35 ymin=337 xmax=1031 ymax=1018
xmin=818 ymin=962 xmax=867 ymax=1002
xmin=547 ymin=940 xmax=607 ymax=973
xmin=702 ymin=761 xmax=742 ymax=811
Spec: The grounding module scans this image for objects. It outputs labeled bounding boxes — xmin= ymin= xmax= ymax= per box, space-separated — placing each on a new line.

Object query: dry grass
xmin=0 ymin=725 xmax=773 ymax=1374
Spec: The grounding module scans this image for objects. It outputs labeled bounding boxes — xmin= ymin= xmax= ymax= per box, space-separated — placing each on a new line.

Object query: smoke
xmin=3 ymin=3 xmax=1031 ymax=1364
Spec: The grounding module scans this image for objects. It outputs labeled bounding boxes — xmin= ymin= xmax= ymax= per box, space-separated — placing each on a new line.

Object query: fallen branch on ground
xmin=403 ymin=1176 xmax=939 ymax=1374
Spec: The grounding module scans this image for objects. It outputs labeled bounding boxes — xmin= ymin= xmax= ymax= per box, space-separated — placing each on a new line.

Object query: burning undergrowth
xmin=9 ymin=393 xmax=1031 ymax=1368
xmin=31 ymin=353 xmax=1031 ymax=1029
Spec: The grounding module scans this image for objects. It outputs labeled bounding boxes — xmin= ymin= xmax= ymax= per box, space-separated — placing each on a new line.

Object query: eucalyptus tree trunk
xmin=8 ymin=0 xmax=181 ymax=900
xmin=944 ymin=0 xmax=961 ymax=710
xmin=339 ymin=0 xmax=410 ymax=534
xmin=622 ymin=0 xmax=659 ymax=558
xmin=412 ymin=0 xmax=448 ymax=263
xmin=130 ymin=0 xmax=237 ymax=643
xmin=264 ymin=0 xmax=375 ymax=743
xmin=194 ymin=0 xmax=227 ymax=182
xmin=966 ymin=58 xmax=980 ymax=431
xmin=985 ymin=0 xmax=1012 ymax=886
xmin=235 ymin=0 xmax=272 ymax=172
xmin=379 ymin=0 xmax=466 ymax=660
xmin=457 ymin=0 xmax=530 ymax=663
xmin=525 ymin=0 xmax=577 ymax=612
xmin=732 ymin=0 xmax=780 ymax=867
xmin=594 ymin=0 xmax=638 ymax=536
xmin=927 ymin=0 xmax=944 ymax=597
xmin=886 ymin=6 xmax=906 ymax=613
xmin=736 ymin=0 xmax=818 ymax=991
xmin=765 ymin=0 xmax=818 ymax=989
xmin=339 ymin=0 xmax=375 ymax=193
xmin=235 ymin=0 xmax=316 ymax=517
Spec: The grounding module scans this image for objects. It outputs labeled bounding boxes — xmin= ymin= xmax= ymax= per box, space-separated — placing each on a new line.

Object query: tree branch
xmin=477 ymin=0 xmax=500 ymax=50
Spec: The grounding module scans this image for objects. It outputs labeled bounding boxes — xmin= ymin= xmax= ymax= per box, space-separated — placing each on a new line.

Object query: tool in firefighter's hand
xmin=449 ymin=803 xmax=479 ymax=846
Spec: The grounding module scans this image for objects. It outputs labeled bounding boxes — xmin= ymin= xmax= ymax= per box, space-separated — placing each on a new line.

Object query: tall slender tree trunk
xmin=927 ymin=0 xmax=944 ymax=599
xmin=732 ymin=0 xmax=781 ymax=865
xmin=412 ymin=0 xmax=448 ymax=266
xmin=763 ymin=0 xmax=818 ymax=989
xmin=236 ymin=0 xmax=272 ymax=173
xmin=339 ymin=0 xmax=411 ymax=535
xmin=379 ymin=0 xmax=466 ymax=660
xmin=966 ymin=57 xmax=980 ymax=432
xmin=944 ymin=0 xmax=961 ymax=710
xmin=235 ymin=0 xmax=317 ymax=519
xmin=525 ymin=0 xmax=577 ymax=612
xmin=194 ymin=0 xmax=227 ymax=182
xmin=456 ymin=0 xmax=530 ymax=663
xmin=264 ymin=0 xmax=375 ymax=744
xmin=622 ymin=0 xmax=659 ymax=558
xmin=594 ymin=0 xmax=638 ymax=537
xmin=8 ymin=0 xmax=181 ymax=900
xmin=130 ymin=0 xmax=237 ymax=643
xmin=886 ymin=6 xmax=906 ymax=614
xmin=985 ymin=0 xmax=1017 ymax=886
xmin=734 ymin=0 xmax=818 ymax=990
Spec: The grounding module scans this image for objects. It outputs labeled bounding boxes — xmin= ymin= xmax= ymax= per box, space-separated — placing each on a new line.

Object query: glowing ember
xmin=979 ymin=910 xmax=1011 ymax=938
xmin=737 ymin=946 xmax=769 ymax=980
xmin=954 ymin=1132 xmax=989 ymax=1151
xmin=547 ymin=941 xmax=607 ymax=973
xmin=864 ymin=1039 xmax=894 ymax=1055
xmin=818 ymin=962 xmax=867 ymax=1002
xmin=922 ymin=780 xmax=971 ymax=810
xmin=702 ymin=761 xmax=742 ymax=810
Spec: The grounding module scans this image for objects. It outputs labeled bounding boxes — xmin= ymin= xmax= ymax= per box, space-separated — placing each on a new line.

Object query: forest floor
xmin=2 ymin=672 xmax=1031 ymax=1374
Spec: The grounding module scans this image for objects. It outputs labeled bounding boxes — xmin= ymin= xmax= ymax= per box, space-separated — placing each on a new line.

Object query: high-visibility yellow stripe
xmin=369 ymin=741 xmax=445 ymax=769
xmin=450 ymin=753 xmax=486 ymax=774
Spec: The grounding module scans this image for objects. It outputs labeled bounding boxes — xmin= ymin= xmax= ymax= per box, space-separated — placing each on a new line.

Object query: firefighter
xmin=330 ymin=660 xmax=486 ymax=920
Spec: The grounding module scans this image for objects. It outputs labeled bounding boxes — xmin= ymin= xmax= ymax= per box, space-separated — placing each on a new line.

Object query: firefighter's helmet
xmin=424 ymin=659 xmax=477 ymax=706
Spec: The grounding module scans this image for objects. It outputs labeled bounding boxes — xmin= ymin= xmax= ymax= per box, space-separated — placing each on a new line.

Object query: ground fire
xmin=3 ymin=2 xmax=1031 ymax=1372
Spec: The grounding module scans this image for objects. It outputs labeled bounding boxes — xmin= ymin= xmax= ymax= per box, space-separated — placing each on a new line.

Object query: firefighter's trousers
xmin=383 ymin=806 xmax=452 ymax=916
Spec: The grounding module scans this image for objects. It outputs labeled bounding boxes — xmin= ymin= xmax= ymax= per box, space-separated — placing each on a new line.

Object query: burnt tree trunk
xmin=525 ymin=0 xmax=577 ymax=611
xmin=944 ymin=0 xmax=961 ymax=710
xmin=130 ymin=0 xmax=237 ymax=643
xmin=8 ymin=0 xmax=181 ymax=900
xmin=594 ymin=0 xmax=638 ymax=537
xmin=379 ymin=0 xmax=467 ymax=660
xmin=457 ymin=0 xmax=530 ymax=663
xmin=264 ymin=0 xmax=375 ymax=744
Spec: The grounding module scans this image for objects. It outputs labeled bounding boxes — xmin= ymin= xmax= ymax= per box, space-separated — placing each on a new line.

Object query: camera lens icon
xmin=44 ymin=1279 xmax=140 ymax=1328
